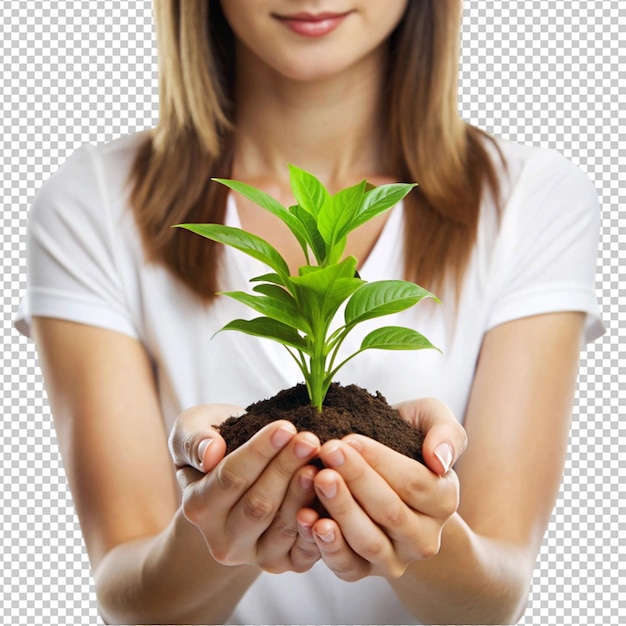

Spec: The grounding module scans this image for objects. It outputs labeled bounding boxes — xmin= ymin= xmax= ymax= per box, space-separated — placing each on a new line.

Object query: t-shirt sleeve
xmin=486 ymin=149 xmax=604 ymax=343
xmin=15 ymin=145 xmax=138 ymax=340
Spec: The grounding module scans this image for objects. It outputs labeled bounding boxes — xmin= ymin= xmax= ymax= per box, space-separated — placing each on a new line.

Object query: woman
xmin=17 ymin=1 xmax=603 ymax=623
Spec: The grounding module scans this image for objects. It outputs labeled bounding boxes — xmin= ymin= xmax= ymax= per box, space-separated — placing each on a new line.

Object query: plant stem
xmin=307 ymin=318 xmax=329 ymax=411
xmin=309 ymin=347 xmax=325 ymax=412
xmin=285 ymin=346 xmax=310 ymax=382
xmin=326 ymin=325 xmax=351 ymax=374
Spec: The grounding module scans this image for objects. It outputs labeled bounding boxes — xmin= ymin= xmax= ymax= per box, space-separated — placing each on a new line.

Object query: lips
xmin=274 ymin=11 xmax=352 ymax=37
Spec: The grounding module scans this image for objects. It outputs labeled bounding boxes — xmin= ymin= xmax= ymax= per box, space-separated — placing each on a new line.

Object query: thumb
xmin=168 ymin=403 xmax=244 ymax=478
xmin=395 ymin=398 xmax=468 ymax=476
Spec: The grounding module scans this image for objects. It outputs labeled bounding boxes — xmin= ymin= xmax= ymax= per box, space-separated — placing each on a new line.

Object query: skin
xmin=32 ymin=1 xmax=588 ymax=623
xmin=219 ymin=0 xmax=409 ymax=84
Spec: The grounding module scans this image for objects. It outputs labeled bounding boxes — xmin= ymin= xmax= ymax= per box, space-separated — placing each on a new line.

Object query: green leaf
xmin=289 ymin=204 xmax=327 ymax=264
xmin=349 ymin=183 xmax=417 ymax=233
xmin=289 ymin=165 xmax=329 ymax=217
xmin=252 ymin=283 xmax=311 ymax=332
xmin=175 ymin=223 xmax=289 ymax=278
xmin=360 ymin=326 xmax=440 ymax=352
xmin=212 ymin=178 xmax=312 ymax=260
xmin=219 ymin=317 xmax=310 ymax=354
xmin=212 ymin=178 xmax=286 ymax=215
xmin=251 ymin=283 xmax=291 ymax=298
xmin=297 ymin=264 xmax=323 ymax=277
xmin=249 ymin=272 xmax=285 ymax=286
xmin=317 ymin=180 xmax=366 ymax=260
xmin=345 ymin=280 xmax=439 ymax=326
xmin=220 ymin=290 xmax=310 ymax=333
xmin=291 ymin=256 xmax=358 ymax=293
xmin=290 ymin=256 xmax=363 ymax=322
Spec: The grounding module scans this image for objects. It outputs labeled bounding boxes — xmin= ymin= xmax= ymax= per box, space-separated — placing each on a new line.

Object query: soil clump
xmin=218 ymin=383 xmax=425 ymax=464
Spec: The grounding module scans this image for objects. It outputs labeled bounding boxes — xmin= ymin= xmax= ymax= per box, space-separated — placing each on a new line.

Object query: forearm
xmin=390 ymin=513 xmax=532 ymax=625
xmin=95 ymin=507 xmax=260 ymax=625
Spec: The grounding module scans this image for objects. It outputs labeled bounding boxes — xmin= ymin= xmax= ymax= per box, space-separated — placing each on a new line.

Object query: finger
xmin=395 ymin=398 xmax=468 ymax=475
xmin=168 ymin=403 xmax=243 ymax=471
xmin=207 ymin=420 xmax=299 ymax=513
xmin=176 ymin=464 xmax=208 ymax=492
xmin=257 ymin=463 xmax=319 ymax=568
xmin=319 ymin=440 xmax=421 ymax=537
xmin=184 ymin=420 xmax=300 ymax=549
xmin=313 ymin=467 xmax=394 ymax=575
xmin=291 ymin=507 xmax=322 ymax=572
xmin=258 ymin=465 xmax=320 ymax=573
xmin=343 ymin=435 xmax=460 ymax=520
xmin=228 ymin=431 xmax=320 ymax=535
xmin=311 ymin=516 xmax=371 ymax=582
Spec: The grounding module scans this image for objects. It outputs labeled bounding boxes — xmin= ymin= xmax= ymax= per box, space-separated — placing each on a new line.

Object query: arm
xmin=390 ymin=312 xmax=586 ymax=624
xmin=308 ymin=311 xmax=584 ymax=624
xmin=32 ymin=318 xmax=319 ymax=624
xmin=32 ymin=318 xmax=259 ymax=624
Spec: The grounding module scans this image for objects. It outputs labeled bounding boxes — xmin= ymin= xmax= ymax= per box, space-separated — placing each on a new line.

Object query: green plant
xmin=176 ymin=165 xmax=440 ymax=411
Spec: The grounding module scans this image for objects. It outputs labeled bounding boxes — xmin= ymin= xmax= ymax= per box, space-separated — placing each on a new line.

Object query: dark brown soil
xmin=218 ymin=383 xmax=425 ymax=464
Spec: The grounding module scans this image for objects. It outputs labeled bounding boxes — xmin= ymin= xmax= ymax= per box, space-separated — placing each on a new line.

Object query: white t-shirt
xmin=16 ymin=132 xmax=604 ymax=625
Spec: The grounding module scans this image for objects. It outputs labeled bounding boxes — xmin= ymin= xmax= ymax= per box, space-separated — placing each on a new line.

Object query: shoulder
xmin=30 ymin=131 xmax=149 ymax=231
xmin=27 ymin=132 xmax=151 ymax=277
xmin=491 ymin=138 xmax=598 ymax=208
xmin=477 ymin=139 xmax=604 ymax=343
xmin=33 ymin=131 xmax=149 ymax=206
xmin=93 ymin=131 xmax=151 ymax=195
xmin=476 ymin=137 xmax=600 ymax=246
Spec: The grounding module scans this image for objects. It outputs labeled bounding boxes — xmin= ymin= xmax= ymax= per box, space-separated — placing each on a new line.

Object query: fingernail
xmin=294 ymin=439 xmax=317 ymax=459
xmin=197 ymin=438 xmax=214 ymax=470
xmin=317 ymin=480 xmax=337 ymax=499
xmin=315 ymin=528 xmax=335 ymax=543
xmin=271 ymin=424 xmax=296 ymax=449
xmin=299 ymin=472 xmax=314 ymax=492
xmin=324 ymin=445 xmax=344 ymax=468
xmin=344 ymin=436 xmax=363 ymax=452
xmin=434 ymin=443 xmax=453 ymax=473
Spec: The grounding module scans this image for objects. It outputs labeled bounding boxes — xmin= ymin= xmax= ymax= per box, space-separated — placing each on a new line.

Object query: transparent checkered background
xmin=1 ymin=2 xmax=623 ymax=624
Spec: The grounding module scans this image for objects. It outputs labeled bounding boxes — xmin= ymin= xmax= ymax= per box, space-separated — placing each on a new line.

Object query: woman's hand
xmin=168 ymin=405 xmax=322 ymax=574
xmin=304 ymin=398 xmax=467 ymax=581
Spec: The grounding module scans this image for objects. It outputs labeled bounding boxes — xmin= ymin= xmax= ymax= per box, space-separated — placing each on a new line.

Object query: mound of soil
xmin=218 ymin=382 xmax=425 ymax=464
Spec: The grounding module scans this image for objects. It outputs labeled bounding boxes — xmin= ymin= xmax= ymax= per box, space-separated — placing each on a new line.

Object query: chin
xmin=270 ymin=48 xmax=375 ymax=84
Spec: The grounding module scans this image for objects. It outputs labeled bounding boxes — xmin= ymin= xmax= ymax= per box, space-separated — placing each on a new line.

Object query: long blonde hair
xmin=130 ymin=0 xmax=503 ymax=299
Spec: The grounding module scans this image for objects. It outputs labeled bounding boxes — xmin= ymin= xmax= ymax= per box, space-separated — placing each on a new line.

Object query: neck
xmin=231 ymin=45 xmax=392 ymax=192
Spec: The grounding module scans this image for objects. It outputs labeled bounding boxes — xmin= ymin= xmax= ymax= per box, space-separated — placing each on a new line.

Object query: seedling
xmin=176 ymin=165 xmax=440 ymax=411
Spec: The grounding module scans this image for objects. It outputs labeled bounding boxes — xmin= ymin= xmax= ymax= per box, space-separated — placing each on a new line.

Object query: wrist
xmin=96 ymin=507 xmax=259 ymax=624
xmin=389 ymin=513 xmax=531 ymax=625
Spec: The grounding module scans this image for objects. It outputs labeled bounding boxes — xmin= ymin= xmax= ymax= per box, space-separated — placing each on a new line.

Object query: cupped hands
xmin=168 ymin=397 xmax=467 ymax=581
